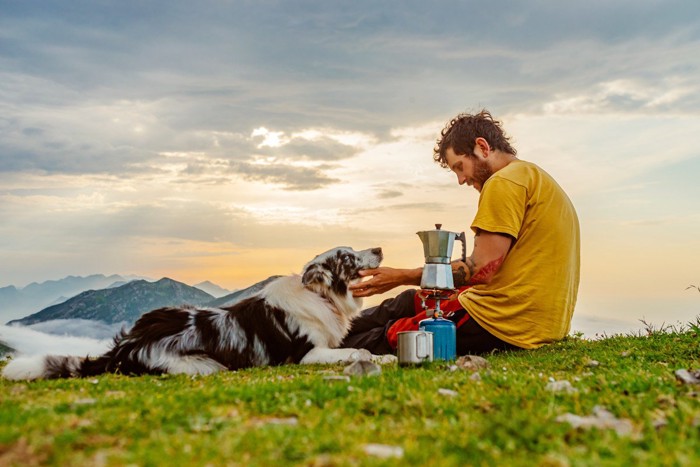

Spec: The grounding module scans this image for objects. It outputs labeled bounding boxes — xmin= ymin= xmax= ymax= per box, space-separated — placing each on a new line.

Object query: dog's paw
xmin=348 ymin=348 xmax=373 ymax=362
xmin=371 ymin=354 xmax=398 ymax=365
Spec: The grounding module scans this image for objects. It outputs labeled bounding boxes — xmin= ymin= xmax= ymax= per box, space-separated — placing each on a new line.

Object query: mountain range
xmin=5 ymin=275 xmax=280 ymax=327
xmin=0 ymin=274 xmax=145 ymax=323
xmin=0 ymin=274 xmax=232 ymax=323
xmin=8 ymin=278 xmax=213 ymax=326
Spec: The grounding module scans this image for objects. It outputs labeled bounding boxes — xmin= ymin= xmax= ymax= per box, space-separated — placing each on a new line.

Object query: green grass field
xmin=1 ymin=321 xmax=699 ymax=466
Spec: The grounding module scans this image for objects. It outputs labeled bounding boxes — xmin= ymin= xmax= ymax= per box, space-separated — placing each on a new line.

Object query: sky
xmin=1 ymin=0 xmax=700 ymax=337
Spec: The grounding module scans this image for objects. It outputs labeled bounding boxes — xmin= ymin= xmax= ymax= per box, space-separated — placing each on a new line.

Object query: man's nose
xmin=457 ymin=173 xmax=467 ymax=185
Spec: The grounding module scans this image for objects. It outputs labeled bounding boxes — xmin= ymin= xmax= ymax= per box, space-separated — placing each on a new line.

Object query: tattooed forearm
xmin=452 ymin=258 xmax=476 ymax=287
xmin=467 ymin=256 xmax=505 ymax=285
xmin=452 ymin=255 xmax=505 ymax=287
xmin=453 ymin=264 xmax=468 ymax=287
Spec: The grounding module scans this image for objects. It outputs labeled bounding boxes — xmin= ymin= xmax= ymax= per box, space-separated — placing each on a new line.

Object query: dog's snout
xmin=371 ymin=247 xmax=382 ymax=256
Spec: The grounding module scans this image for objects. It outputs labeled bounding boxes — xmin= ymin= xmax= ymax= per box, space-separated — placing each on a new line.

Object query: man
xmin=341 ymin=109 xmax=580 ymax=355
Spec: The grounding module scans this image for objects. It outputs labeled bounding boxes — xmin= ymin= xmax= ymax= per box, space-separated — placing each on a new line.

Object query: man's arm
xmin=349 ymin=266 xmax=422 ymax=298
xmin=350 ymin=229 xmax=513 ymax=298
xmin=452 ymin=229 xmax=513 ymax=287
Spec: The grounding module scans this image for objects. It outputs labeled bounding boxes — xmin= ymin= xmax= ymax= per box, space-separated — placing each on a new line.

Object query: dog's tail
xmin=2 ymin=353 xmax=112 ymax=381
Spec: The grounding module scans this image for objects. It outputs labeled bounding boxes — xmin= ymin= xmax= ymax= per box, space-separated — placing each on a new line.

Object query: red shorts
xmin=386 ymin=287 xmax=471 ymax=350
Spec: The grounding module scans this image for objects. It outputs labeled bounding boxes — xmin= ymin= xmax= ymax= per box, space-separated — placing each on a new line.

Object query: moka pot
xmin=416 ymin=224 xmax=466 ymax=290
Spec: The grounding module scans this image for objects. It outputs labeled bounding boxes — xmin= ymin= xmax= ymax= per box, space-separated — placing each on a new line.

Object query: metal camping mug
xmin=397 ymin=331 xmax=434 ymax=366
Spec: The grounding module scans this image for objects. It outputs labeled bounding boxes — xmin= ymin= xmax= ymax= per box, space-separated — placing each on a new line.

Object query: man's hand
xmin=349 ymin=267 xmax=422 ymax=297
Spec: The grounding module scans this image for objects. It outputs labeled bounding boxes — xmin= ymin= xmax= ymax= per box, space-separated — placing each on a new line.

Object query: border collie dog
xmin=3 ymin=247 xmax=389 ymax=380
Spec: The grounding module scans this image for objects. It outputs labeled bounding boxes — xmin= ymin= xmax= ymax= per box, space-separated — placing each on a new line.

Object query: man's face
xmin=444 ymin=147 xmax=493 ymax=192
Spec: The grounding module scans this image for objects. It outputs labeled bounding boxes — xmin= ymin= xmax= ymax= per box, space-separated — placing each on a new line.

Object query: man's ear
xmin=474 ymin=137 xmax=491 ymax=158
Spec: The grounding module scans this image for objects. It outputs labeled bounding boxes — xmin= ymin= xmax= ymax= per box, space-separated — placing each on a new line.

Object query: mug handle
xmin=416 ymin=333 xmax=428 ymax=359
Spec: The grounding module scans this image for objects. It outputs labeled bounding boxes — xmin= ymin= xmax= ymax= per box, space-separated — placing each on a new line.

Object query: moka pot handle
xmin=456 ymin=232 xmax=467 ymax=262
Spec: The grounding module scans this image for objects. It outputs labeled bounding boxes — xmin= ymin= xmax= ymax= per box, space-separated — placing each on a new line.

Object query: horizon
xmin=1 ymin=2 xmax=700 ymax=338
xmin=2 ymin=273 xmax=229 ymax=290
xmin=2 ymin=271 xmax=697 ymax=339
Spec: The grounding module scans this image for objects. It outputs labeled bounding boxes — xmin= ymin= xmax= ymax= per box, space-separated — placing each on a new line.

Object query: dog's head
xmin=301 ymin=246 xmax=383 ymax=299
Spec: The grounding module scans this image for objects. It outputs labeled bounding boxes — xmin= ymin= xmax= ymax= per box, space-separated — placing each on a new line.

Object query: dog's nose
xmin=371 ymin=247 xmax=382 ymax=256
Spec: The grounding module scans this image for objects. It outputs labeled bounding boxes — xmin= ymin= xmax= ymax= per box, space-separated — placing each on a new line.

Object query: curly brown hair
xmin=433 ymin=109 xmax=517 ymax=168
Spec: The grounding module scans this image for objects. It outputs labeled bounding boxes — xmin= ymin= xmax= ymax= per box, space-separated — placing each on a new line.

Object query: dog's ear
xmin=302 ymin=264 xmax=329 ymax=290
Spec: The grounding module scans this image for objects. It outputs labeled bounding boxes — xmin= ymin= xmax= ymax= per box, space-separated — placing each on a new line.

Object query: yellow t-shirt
xmin=458 ymin=160 xmax=580 ymax=349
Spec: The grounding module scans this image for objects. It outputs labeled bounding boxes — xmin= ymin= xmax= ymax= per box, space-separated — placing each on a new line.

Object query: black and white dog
xmin=2 ymin=246 xmax=392 ymax=380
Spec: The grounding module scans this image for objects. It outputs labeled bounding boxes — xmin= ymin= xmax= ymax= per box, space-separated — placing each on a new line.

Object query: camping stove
xmin=414 ymin=224 xmax=466 ymax=361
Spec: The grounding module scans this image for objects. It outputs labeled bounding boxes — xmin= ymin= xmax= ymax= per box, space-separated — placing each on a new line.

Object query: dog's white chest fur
xmin=259 ymin=275 xmax=358 ymax=348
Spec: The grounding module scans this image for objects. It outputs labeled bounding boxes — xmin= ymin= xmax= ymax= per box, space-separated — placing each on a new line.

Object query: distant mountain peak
xmin=8 ymin=278 xmax=215 ymax=326
xmin=193 ymin=280 xmax=232 ymax=298
xmin=1 ymin=274 xmax=266 ymax=325
xmin=207 ymin=276 xmax=281 ymax=308
xmin=1 ymin=274 xmax=150 ymax=323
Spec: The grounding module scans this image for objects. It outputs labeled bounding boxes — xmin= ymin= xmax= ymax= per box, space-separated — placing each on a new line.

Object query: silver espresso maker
xmin=417 ymin=224 xmax=466 ymax=292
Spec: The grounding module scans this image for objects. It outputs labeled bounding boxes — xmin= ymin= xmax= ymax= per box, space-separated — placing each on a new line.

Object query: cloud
xmin=26 ymin=319 xmax=127 ymax=339
xmin=0 ymin=322 xmax=113 ymax=356
xmin=268 ymin=136 xmax=361 ymax=161
xmin=2 ymin=1 xmax=698 ymax=187
xmin=229 ymin=160 xmax=340 ymax=191
xmin=377 ymin=189 xmax=403 ymax=199
xmin=0 ymin=93 xmax=169 ymax=175
xmin=543 ymin=78 xmax=698 ymax=115
xmin=0 ymin=88 xmax=367 ymax=190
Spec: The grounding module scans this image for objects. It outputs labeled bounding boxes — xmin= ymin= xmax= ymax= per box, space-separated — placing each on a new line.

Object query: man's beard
xmin=473 ymin=158 xmax=493 ymax=191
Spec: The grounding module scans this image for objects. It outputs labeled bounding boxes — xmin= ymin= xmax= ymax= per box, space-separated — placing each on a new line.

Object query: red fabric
xmin=386 ymin=314 xmax=424 ymax=350
xmin=386 ymin=287 xmax=471 ymax=350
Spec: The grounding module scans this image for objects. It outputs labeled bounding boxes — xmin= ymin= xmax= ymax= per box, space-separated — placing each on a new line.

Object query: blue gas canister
xmin=418 ymin=316 xmax=456 ymax=361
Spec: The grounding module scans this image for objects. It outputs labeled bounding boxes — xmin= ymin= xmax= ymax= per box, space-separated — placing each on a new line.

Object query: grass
xmin=1 ymin=320 xmax=699 ymax=466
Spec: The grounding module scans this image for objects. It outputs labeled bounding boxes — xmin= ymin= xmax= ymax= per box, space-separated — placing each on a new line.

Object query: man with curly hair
xmin=341 ymin=109 xmax=581 ymax=355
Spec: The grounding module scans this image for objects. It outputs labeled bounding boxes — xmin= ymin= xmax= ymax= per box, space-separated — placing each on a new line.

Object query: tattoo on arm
xmin=452 ymin=258 xmax=477 ymax=287
xmin=452 ymin=255 xmax=505 ymax=287
xmin=453 ymin=265 xmax=468 ymax=287
xmin=467 ymin=256 xmax=505 ymax=286
xmin=452 ymin=229 xmax=511 ymax=287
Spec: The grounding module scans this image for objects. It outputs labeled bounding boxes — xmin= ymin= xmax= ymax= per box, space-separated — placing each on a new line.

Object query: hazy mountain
xmin=8 ymin=278 xmax=214 ymax=326
xmin=193 ymin=281 xmax=232 ymax=298
xmin=20 ymin=274 xmax=128 ymax=299
xmin=0 ymin=286 xmax=22 ymax=309
xmin=0 ymin=274 xmax=146 ymax=323
xmin=207 ymin=276 xmax=281 ymax=308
